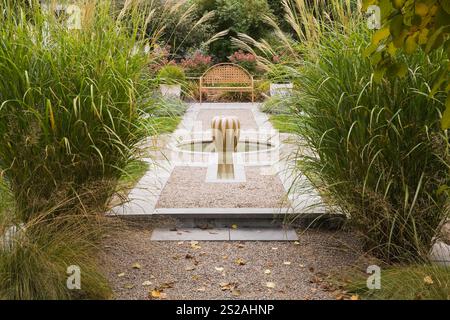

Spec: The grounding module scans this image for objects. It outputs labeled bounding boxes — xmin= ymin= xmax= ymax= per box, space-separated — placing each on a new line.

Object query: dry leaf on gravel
xmin=215 ymin=267 xmax=224 ymax=272
xmin=232 ymin=289 xmax=241 ymax=296
xmin=185 ymin=266 xmax=196 ymax=271
xmin=220 ymin=282 xmax=237 ymax=291
xmin=237 ymin=244 xmax=244 ymax=248
xmin=294 ymin=241 xmax=300 ymax=245
xmin=283 ymin=261 xmax=291 ymax=265
xmin=235 ymin=258 xmax=246 ymax=266
xmin=150 ymin=290 xmax=161 ymax=298
xmin=124 ymin=284 xmax=134 ymax=289
xmin=190 ymin=241 xmax=201 ymax=249
xmin=117 ymin=273 xmax=125 ymax=277
xmin=132 ymin=263 xmax=142 ymax=269
xmin=271 ymin=247 xmax=278 ymax=250
xmin=264 ymin=269 xmax=271 ymax=275
xmin=266 ymin=282 xmax=276 ymax=289
xmin=142 ymin=281 xmax=152 ymax=286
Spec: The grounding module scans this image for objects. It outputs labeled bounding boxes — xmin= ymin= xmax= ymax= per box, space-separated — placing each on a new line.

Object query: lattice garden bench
xmin=199 ymin=63 xmax=254 ymax=103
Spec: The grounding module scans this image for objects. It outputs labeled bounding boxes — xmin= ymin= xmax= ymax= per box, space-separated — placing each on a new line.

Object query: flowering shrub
xmin=180 ymin=52 xmax=213 ymax=75
xmin=228 ymin=50 xmax=258 ymax=73
xmin=149 ymin=45 xmax=176 ymax=75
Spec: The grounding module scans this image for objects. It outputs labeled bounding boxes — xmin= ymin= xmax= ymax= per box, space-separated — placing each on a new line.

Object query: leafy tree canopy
xmin=363 ymin=0 xmax=450 ymax=128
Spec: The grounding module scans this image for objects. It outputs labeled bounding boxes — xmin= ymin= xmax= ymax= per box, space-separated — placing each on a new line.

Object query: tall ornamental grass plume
xmin=275 ymin=1 xmax=449 ymax=262
xmin=238 ymin=0 xmax=450 ymax=262
xmin=0 ymin=203 xmax=115 ymax=300
xmin=293 ymin=30 xmax=449 ymax=263
xmin=0 ymin=0 xmax=156 ymax=221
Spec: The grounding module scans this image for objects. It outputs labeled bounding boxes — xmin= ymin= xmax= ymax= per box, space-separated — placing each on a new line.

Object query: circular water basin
xmin=177 ymin=140 xmax=275 ymax=153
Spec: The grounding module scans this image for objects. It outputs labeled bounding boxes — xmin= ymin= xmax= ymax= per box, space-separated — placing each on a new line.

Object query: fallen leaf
xmin=299 ymin=264 xmax=305 ymax=268
xmin=237 ymin=244 xmax=245 ymax=248
xmin=142 ymin=281 xmax=152 ymax=286
xmin=150 ymin=290 xmax=161 ymax=298
xmin=350 ymin=295 xmax=359 ymax=300
xmin=232 ymin=289 xmax=241 ymax=296
xmin=271 ymin=247 xmax=278 ymax=250
xmin=222 ymin=255 xmax=228 ymax=260
xmin=160 ymin=281 xmax=176 ymax=289
xmin=185 ymin=265 xmax=196 ymax=271
xmin=266 ymin=282 xmax=276 ymax=289
xmin=117 ymin=272 xmax=125 ymax=278
xmin=124 ymin=284 xmax=134 ymax=289
xmin=220 ymin=282 xmax=237 ymax=291
xmin=283 ymin=261 xmax=291 ymax=265
xmin=231 ymin=224 xmax=238 ymax=229
xmin=294 ymin=241 xmax=300 ymax=245
xmin=424 ymin=276 xmax=434 ymax=285
xmin=264 ymin=269 xmax=271 ymax=275
xmin=190 ymin=241 xmax=201 ymax=249
xmin=132 ymin=262 xmax=142 ymax=270
xmin=215 ymin=267 xmax=224 ymax=272
xmin=177 ymin=241 xmax=184 ymax=245
xmin=235 ymin=258 xmax=246 ymax=266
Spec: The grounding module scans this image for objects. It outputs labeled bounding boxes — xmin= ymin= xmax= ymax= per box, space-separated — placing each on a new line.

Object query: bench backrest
xmin=201 ymin=63 xmax=252 ymax=87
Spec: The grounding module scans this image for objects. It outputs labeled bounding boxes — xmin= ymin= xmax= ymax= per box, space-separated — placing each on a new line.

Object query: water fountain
xmin=211 ymin=116 xmax=240 ymax=180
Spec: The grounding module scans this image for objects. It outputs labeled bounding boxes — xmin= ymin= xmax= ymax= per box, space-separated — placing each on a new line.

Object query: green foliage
xmin=363 ymin=0 xmax=450 ymax=128
xmin=157 ymin=65 xmax=186 ymax=85
xmin=0 ymin=1 xmax=153 ymax=221
xmin=146 ymin=116 xmax=182 ymax=135
xmin=344 ymin=264 xmax=450 ymax=300
xmin=267 ymin=64 xmax=292 ymax=83
xmin=261 ymin=95 xmax=292 ymax=114
xmin=269 ymin=114 xmax=298 ymax=133
xmin=195 ymin=0 xmax=274 ymax=59
xmin=0 ymin=212 xmax=113 ymax=300
xmin=292 ymin=26 xmax=449 ymax=262
xmin=145 ymin=0 xmax=215 ymax=57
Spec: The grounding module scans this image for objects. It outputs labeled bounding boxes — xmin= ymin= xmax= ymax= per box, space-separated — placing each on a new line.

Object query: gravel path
xmin=100 ymin=219 xmax=365 ymax=300
xmin=155 ymin=167 xmax=288 ymax=208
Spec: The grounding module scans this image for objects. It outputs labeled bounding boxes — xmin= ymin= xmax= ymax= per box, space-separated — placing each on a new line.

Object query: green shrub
xmin=267 ymin=64 xmax=292 ymax=83
xmin=0 ymin=1 xmax=153 ymax=221
xmin=157 ymin=65 xmax=186 ymax=85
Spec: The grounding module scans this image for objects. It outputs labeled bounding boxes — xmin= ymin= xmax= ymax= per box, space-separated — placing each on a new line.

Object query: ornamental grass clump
xmin=271 ymin=0 xmax=450 ymax=262
xmin=0 ymin=1 xmax=154 ymax=221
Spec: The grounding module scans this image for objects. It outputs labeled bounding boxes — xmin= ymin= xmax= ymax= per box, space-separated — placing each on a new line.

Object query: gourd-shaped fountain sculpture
xmin=211 ymin=116 xmax=240 ymax=180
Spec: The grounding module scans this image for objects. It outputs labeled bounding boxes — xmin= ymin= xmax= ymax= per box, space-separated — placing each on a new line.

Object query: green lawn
xmin=118 ymin=160 xmax=149 ymax=189
xmin=147 ymin=116 xmax=182 ymax=135
xmin=269 ymin=114 xmax=298 ymax=134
